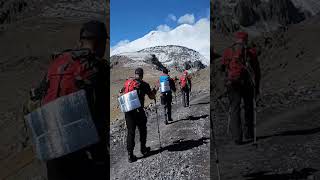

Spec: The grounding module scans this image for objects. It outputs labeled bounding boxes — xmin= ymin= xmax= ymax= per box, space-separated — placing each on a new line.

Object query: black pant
xmin=124 ymin=108 xmax=148 ymax=153
xmin=228 ymin=82 xmax=254 ymax=142
xmin=161 ymin=93 xmax=172 ymax=121
xmin=46 ymin=144 xmax=108 ymax=180
xmin=182 ymin=88 xmax=190 ymax=107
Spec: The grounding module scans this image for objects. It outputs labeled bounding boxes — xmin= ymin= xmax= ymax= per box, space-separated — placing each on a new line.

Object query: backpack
xmin=159 ymin=74 xmax=171 ymax=93
xmin=124 ymin=78 xmax=140 ymax=94
xmin=42 ymin=49 xmax=97 ymax=105
xmin=223 ymin=46 xmax=249 ymax=81
xmin=180 ymin=75 xmax=189 ymax=88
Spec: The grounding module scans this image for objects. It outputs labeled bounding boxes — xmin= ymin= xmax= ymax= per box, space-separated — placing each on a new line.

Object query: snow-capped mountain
xmin=138 ymin=45 xmax=209 ymax=66
xmin=111 ymin=18 xmax=210 ymax=61
xmin=110 ymin=45 xmax=208 ymax=70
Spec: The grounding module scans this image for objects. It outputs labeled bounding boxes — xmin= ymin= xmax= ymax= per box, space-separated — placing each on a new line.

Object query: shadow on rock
xmin=140 ymin=137 xmax=209 ymax=159
xmin=258 ymin=127 xmax=320 ymax=141
xmin=171 ymin=114 xmax=209 ymax=124
xmin=243 ymin=168 xmax=318 ymax=180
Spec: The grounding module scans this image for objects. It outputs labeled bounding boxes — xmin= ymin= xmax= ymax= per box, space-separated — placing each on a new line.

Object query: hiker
xmin=158 ymin=68 xmax=176 ymax=124
xmin=179 ymin=70 xmax=192 ymax=107
xmin=24 ymin=21 xmax=108 ymax=179
xmin=220 ymin=31 xmax=261 ymax=145
xmin=118 ymin=68 xmax=157 ymax=163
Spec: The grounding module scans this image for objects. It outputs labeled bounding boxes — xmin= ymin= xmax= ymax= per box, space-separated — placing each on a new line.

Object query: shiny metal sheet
xmin=25 ymin=90 xmax=99 ymax=161
xmin=118 ymin=90 xmax=141 ymax=112
xmin=160 ymin=81 xmax=170 ymax=93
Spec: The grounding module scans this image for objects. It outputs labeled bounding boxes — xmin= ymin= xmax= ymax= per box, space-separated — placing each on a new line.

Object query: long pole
xmin=244 ymin=48 xmax=258 ymax=146
xmin=154 ymin=99 xmax=162 ymax=149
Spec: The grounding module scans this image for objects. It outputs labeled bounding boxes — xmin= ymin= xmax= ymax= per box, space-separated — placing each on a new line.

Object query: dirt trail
xmin=111 ymin=90 xmax=210 ymax=180
xmin=211 ymin=90 xmax=320 ymax=180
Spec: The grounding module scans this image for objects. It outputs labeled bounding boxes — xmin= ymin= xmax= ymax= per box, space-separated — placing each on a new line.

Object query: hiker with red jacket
xmin=158 ymin=68 xmax=176 ymax=125
xmin=179 ymin=70 xmax=192 ymax=107
xmin=118 ymin=68 xmax=157 ymax=163
xmin=25 ymin=21 xmax=108 ymax=179
xmin=220 ymin=31 xmax=261 ymax=145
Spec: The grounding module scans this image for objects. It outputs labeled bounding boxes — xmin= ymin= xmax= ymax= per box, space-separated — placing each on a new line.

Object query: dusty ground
xmin=211 ymin=14 xmax=320 ymax=180
xmin=110 ymin=64 xmax=210 ymax=179
xmin=110 ymin=90 xmax=210 ymax=180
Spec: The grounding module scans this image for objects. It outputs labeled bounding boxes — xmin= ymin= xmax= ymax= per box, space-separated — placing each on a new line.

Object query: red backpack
xmin=124 ymin=78 xmax=140 ymax=93
xmin=42 ymin=49 xmax=96 ymax=105
xmin=180 ymin=75 xmax=188 ymax=88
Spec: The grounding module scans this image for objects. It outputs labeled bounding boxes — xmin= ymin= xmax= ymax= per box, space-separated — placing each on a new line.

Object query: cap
xmin=135 ymin=68 xmax=144 ymax=75
xmin=80 ymin=20 xmax=107 ymax=40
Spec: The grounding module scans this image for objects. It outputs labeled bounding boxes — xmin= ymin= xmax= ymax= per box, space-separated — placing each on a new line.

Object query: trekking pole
xmin=243 ymin=49 xmax=258 ymax=146
xmin=154 ymin=99 xmax=162 ymax=149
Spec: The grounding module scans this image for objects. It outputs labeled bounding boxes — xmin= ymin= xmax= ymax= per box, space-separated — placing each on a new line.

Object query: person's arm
xmin=118 ymin=86 xmax=125 ymax=96
xmin=170 ymin=78 xmax=176 ymax=92
xmin=145 ymin=83 xmax=157 ymax=100
xmin=30 ymin=74 xmax=49 ymax=102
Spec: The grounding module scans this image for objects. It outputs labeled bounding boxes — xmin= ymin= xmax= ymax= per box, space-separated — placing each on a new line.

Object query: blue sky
xmin=110 ymin=0 xmax=209 ymax=47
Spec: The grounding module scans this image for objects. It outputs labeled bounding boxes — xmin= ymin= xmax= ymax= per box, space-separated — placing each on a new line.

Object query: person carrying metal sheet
xmin=157 ymin=68 xmax=176 ymax=125
xmin=24 ymin=21 xmax=109 ymax=179
xmin=118 ymin=68 xmax=157 ymax=163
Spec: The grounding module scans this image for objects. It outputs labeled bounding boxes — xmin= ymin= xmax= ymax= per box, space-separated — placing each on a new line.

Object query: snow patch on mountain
xmin=111 ymin=18 xmax=210 ymax=62
xmin=111 ymin=45 xmax=208 ymax=71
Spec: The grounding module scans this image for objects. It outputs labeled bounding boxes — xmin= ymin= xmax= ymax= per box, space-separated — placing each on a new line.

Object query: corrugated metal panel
xmin=25 ymin=90 xmax=99 ymax=161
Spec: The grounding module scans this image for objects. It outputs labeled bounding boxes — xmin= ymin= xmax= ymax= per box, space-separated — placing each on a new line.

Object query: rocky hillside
xmin=0 ymin=0 xmax=105 ymax=26
xmin=0 ymin=1 xmax=108 ymax=179
xmin=111 ymin=45 xmax=208 ymax=71
xmin=213 ymin=0 xmax=320 ymax=34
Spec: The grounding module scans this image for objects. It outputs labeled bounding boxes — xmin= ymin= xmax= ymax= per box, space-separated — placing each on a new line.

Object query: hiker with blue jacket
xmin=158 ymin=68 xmax=176 ymax=125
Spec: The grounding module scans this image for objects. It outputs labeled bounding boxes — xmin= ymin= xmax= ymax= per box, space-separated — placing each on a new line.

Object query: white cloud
xmin=156 ymin=24 xmax=171 ymax=32
xmin=110 ymin=17 xmax=210 ymax=62
xmin=167 ymin=14 xmax=177 ymax=22
xmin=177 ymin=13 xmax=195 ymax=25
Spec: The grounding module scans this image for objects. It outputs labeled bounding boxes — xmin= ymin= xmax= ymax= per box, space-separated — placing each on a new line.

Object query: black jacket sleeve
xmin=30 ymin=74 xmax=49 ymax=101
xmin=169 ymin=78 xmax=176 ymax=92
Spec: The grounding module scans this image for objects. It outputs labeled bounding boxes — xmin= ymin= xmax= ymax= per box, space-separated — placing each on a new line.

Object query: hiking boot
xmin=164 ymin=120 xmax=168 ymax=125
xmin=141 ymin=146 xmax=151 ymax=156
xmin=168 ymin=117 xmax=173 ymax=122
xmin=128 ymin=153 xmax=137 ymax=163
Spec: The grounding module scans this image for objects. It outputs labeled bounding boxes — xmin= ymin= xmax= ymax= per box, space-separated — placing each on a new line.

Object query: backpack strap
xmin=55 ymin=54 xmax=75 ymax=97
